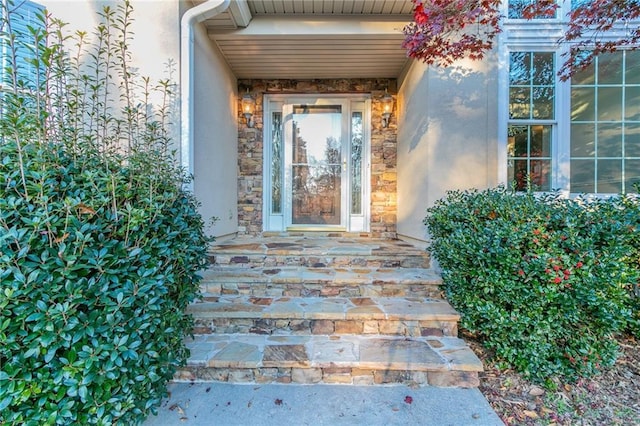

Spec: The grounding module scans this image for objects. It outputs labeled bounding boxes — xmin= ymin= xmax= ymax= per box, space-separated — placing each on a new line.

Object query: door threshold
xmin=263 ymin=230 xmax=372 ymax=238
xmin=286 ymin=227 xmax=347 ymax=232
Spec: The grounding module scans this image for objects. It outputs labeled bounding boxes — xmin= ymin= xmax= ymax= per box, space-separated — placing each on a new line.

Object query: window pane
xmin=571 ymin=123 xmax=595 ymax=157
xmin=597 ymin=87 xmax=622 ymax=121
xmin=625 ymin=86 xmax=640 ymax=120
xmin=271 ymin=112 xmax=283 ymax=214
xmin=508 ymin=126 xmax=527 ymax=157
xmin=598 ymin=123 xmax=622 ymax=157
xmin=571 ymin=160 xmax=595 ymax=193
xmin=530 ymin=159 xmax=551 ymax=190
xmin=531 ymin=125 xmax=551 ymax=157
xmin=532 ymin=86 xmax=554 ymax=119
xmin=626 ymin=124 xmax=640 ymax=157
xmin=573 ymin=55 xmax=596 ymax=85
xmin=351 ymin=112 xmax=363 ymax=215
xmin=533 ymin=53 xmax=554 ymax=85
xmin=509 ymin=0 xmax=556 ymax=18
xmin=626 ymin=51 xmax=640 ymax=84
xmin=508 ymin=0 xmax=530 ymax=18
xmin=513 ymin=126 xmax=529 ymax=157
xmin=508 ymin=159 xmax=529 ymax=190
xmin=626 ymin=160 xmax=640 ymax=192
xmin=598 ymin=53 xmax=624 ymax=84
xmin=571 ymin=88 xmax=595 ymax=121
xmin=597 ymin=159 xmax=622 ymax=193
xmin=571 ymin=0 xmax=590 ymax=9
xmin=510 ymin=52 xmax=531 ymax=84
xmin=509 ymin=87 xmax=531 ymax=119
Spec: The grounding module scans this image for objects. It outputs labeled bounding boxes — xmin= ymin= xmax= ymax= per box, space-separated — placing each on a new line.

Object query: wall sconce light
xmin=381 ymin=89 xmax=394 ymax=128
xmin=241 ymin=90 xmax=256 ymax=128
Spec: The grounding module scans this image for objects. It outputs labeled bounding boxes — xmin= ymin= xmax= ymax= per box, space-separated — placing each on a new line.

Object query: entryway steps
xmin=199 ymin=266 xmax=443 ymax=298
xmin=189 ymin=295 xmax=459 ymax=337
xmin=208 ymin=237 xmax=431 ymax=269
xmin=176 ymin=334 xmax=482 ymax=388
xmin=181 ymin=236 xmax=483 ymax=388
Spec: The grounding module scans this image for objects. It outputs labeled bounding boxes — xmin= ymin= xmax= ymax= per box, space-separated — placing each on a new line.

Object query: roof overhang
xmin=197 ymin=0 xmax=414 ymax=79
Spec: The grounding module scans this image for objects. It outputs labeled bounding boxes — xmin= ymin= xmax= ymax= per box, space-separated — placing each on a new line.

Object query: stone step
xmin=199 ymin=266 xmax=444 ymax=298
xmin=208 ymin=237 xmax=431 ymax=269
xmin=189 ymin=296 xmax=459 ymax=337
xmin=175 ymin=334 xmax=483 ymax=388
xmin=184 ymin=236 xmax=482 ymax=389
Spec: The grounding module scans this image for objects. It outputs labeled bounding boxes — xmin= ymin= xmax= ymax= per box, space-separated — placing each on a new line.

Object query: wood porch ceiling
xmin=196 ymin=0 xmax=415 ymax=79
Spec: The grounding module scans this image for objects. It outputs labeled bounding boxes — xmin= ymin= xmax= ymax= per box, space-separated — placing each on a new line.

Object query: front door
xmin=263 ymin=95 xmax=371 ymax=232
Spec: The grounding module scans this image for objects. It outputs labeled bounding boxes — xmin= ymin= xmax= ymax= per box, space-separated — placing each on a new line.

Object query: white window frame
xmin=499 ymin=0 xmax=640 ymax=195
xmin=499 ymin=44 xmax=569 ymax=193
xmin=504 ymin=49 xmax=562 ymax=192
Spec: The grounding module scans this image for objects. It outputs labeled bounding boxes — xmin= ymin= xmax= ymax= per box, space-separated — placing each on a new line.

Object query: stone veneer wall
xmin=237 ymin=79 xmax=398 ymax=238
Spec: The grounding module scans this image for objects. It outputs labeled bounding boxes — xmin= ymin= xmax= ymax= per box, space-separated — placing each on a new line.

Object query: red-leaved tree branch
xmin=403 ymin=0 xmax=640 ymax=79
xmin=402 ymin=0 xmax=502 ymax=66
xmin=525 ymin=0 xmax=640 ymax=80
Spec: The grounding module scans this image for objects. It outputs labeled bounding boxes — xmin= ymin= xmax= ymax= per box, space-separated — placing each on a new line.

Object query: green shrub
xmin=613 ymin=194 xmax=640 ymax=336
xmin=425 ymin=187 xmax=639 ymax=383
xmin=0 ymin=2 xmax=209 ymax=424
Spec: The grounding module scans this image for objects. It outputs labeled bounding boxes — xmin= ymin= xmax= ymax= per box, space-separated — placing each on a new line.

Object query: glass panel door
xmin=290 ymin=105 xmax=344 ymax=226
xmin=264 ymin=95 xmax=370 ymax=232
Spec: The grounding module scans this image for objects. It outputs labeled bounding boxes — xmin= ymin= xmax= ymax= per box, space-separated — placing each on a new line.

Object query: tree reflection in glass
xmin=291 ymin=105 xmax=342 ymax=225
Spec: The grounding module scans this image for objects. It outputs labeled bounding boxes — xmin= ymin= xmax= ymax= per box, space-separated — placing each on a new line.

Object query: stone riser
xmin=180 ymin=333 xmax=483 ymax=388
xmin=210 ymin=255 xmax=430 ymax=269
xmin=174 ymin=366 xmax=479 ymax=388
xmin=199 ymin=266 xmax=443 ymax=298
xmin=193 ymin=318 xmax=457 ymax=337
xmin=201 ymin=282 xmax=443 ymax=298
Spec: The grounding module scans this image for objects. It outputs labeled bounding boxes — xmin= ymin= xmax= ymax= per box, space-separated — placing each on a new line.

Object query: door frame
xmin=262 ymin=93 xmax=371 ymax=233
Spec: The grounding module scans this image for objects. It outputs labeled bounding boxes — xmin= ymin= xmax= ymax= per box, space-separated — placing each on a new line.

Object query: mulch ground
xmin=469 ymin=334 xmax=640 ymax=425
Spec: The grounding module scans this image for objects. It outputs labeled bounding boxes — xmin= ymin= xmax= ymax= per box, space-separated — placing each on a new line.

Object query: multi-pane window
xmin=508 ymin=0 xmax=588 ymax=19
xmin=505 ymin=0 xmax=640 ymax=194
xmin=0 ymin=1 xmax=45 ymax=90
xmin=507 ymin=52 xmax=555 ymax=191
xmin=570 ymin=51 xmax=640 ymax=193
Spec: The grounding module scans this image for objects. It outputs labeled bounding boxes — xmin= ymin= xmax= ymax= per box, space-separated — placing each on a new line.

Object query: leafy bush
xmin=425 ymin=187 xmax=639 ymax=383
xmin=614 ymin=194 xmax=640 ymax=336
xmin=0 ymin=2 xmax=209 ymax=424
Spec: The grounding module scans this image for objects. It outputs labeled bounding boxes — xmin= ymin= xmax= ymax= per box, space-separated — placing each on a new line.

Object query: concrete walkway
xmin=143 ymin=382 xmax=503 ymax=426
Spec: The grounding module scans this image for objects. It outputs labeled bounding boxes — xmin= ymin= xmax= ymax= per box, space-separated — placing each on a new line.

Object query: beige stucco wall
xmin=40 ymin=0 xmax=181 ymax=176
xmin=41 ymin=0 xmax=180 ymax=103
xmin=397 ymin=58 xmax=499 ymax=242
xmin=40 ymin=0 xmax=238 ymax=238
xmin=191 ymin=20 xmax=238 ymax=238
